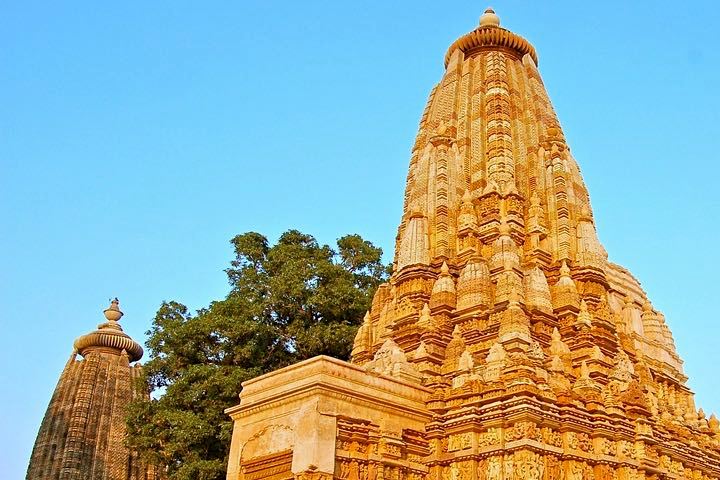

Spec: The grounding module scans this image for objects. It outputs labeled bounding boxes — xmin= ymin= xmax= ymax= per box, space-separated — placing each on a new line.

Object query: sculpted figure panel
xmin=487 ymin=456 xmax=502 ymax=480
xmin=514 ymin=451 xmax=543 ymax=480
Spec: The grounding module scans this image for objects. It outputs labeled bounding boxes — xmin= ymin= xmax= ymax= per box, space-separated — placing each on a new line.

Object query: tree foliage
xmin=127 ymin=230 xmax=388 ymax=480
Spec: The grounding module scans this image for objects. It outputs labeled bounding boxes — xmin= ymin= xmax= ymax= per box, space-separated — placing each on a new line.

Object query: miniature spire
xmin=524 ymin=266 xmax=553 ymax=312
xmin=457 ymin=255 xmax=492 ymax=310
xmin=396 ymin=213 xmax=430 ymax=270
xmin=351 ymin=311 xmax=372 ymax=361
xmin=709 ymin=414 xmax=720 ymax=434
xmin=553 ymin=261 xmax=580 ymax=310
xmin=442 ymin=325 xmax=467 ymax=374
xmin=622 ymin=295 xmax=642 ymax=335
xmin=452 ymin=324 xmax=462 ymax=338
xmin=430 ymin=262 xmax=456 ymax=310
xmin=458 ymin=348 xmax=474 ymax=371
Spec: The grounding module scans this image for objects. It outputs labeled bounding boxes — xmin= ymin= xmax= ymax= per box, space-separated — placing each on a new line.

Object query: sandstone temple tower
xmin=27 ymin=299 xmax=158 ymax=480
xmin=226 ymin=10 xmax=720 ymax=480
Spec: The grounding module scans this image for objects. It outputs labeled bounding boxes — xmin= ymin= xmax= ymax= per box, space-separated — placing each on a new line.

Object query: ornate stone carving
xmin=448 ymin=432 xmax=473 ymax=452
xmin=224 ymin=10 xmax=720 ymax=480
xmin=514 ymin=450 xmax=543 ymax=480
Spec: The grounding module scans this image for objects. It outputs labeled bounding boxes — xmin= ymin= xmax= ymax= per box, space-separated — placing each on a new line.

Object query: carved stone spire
xmin=26 ymin=299 xmax=156 ymax=480
xmin=430 ymin=262 xmax=456 ymax=310
xmin=553 ymin=261 xmax=580 ymax=311
xmin=458 ymin=190 xmax=478 ymax=231
xmin=456 ymin=255 xmax=492 ymax=311
xmin=291 ymin=9 xmax=720 ymax=480
xmin=396 ymin=213 xmax=430 ymax=271
xmin=524 ymin=266 xmax=553 ymax=313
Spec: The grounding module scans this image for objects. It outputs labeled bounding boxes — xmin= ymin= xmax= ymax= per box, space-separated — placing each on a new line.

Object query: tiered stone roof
xmin=346 ymin=8 xmax=720 ymax=479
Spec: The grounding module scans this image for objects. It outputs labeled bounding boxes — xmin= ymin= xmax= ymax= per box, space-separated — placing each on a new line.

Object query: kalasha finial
xmin=103 ymin=297 xmax=124 ymax=322
xmin=480 ymin=7 xmax=500 ymax=28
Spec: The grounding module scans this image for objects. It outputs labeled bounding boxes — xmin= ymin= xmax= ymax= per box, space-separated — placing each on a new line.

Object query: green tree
xmin=127 ymin=230 xmax=388 ymax=480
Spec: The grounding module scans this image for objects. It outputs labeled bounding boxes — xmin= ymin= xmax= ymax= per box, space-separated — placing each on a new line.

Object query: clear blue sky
xmin=2 ymin=1 xmax=719 ymax=477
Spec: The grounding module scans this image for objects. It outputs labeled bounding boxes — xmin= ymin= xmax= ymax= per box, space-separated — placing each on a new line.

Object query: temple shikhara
xmin=27 ymin=299 xmax=158 ymax=480
xmin=225 ymin=9 xmax=720 ymax=480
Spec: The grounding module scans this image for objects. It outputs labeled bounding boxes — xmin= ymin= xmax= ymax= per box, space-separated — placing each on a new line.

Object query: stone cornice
xmin=74 ymin=327 xmax=143 ymax=362
xmin=227 ymin=356 xmax=431 ymax=421
xmin=444 ymin=26 xmax=538 ymax=67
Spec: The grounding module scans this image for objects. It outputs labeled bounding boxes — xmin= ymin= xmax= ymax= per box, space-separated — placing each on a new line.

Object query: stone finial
xmin=103 ymin=298 xmax=123 ymax=322
xmin=555 ymin=260 xmax=577 ymax=291
xmin=480 ymin=7 xmax=500 ymax=28
xmin=73 ymin=298 xmax=143 ymax=362
xmin=554 ymin=261 xmax=580 ymax=309
xmin=431 ymin=262 xmax=456 ymax=309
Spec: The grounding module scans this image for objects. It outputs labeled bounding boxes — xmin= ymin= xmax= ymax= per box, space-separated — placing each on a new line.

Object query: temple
xmin=225 ymin=9 xmax=720 ymax=480
xmin=26 ymin=299 xmax=159 ymax=480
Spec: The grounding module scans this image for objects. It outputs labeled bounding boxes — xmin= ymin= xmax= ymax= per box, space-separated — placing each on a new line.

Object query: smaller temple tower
xmin=27 ymin=299 xmax=158 ymax=480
